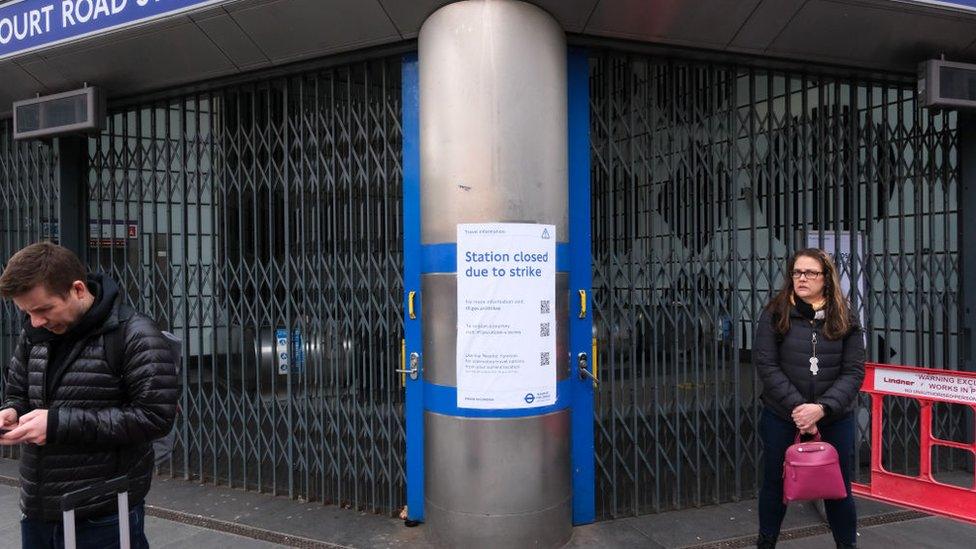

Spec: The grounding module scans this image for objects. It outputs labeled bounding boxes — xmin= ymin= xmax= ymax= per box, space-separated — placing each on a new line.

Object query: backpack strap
xmin=104 ymin=305 xmax=136 ymax=377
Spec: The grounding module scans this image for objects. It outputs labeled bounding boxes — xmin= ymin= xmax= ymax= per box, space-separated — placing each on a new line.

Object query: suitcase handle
xmin=60 ymin=475 xmax=130 ymax=512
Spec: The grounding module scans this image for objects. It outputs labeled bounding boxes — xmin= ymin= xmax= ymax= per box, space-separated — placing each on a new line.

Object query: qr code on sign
xmin=540 ymin=352 xmax=551 ymax=366
xmin=540 ymin=300 xmax=551 ymax=314
xmin=539 ymin=322 xmax=550 ymax=337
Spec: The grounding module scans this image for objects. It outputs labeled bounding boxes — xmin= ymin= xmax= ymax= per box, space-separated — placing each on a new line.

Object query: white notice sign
xmin=875 ymin=368 xmax=976 ymax=406
xmin=456 ymin=223 xmax=557 ymax=409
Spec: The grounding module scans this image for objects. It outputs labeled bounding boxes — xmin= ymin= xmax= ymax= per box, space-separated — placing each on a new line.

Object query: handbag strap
xmin=793 ymin=431 xmax=822 ymax=444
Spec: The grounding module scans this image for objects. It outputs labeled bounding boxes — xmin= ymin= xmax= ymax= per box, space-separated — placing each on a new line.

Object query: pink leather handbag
xmin=782 ymin=432 xmax=848 ymax=504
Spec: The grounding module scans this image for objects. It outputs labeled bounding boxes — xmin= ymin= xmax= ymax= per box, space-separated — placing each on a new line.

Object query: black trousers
xmin=758 ymin=407 xmax=857 ymax=545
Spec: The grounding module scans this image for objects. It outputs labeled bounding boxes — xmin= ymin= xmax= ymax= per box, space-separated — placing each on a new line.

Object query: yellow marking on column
xmin=592 ymin=337 xmax=598 ymax=386
xmin=401 ymin=339 xmax=406 ymax=388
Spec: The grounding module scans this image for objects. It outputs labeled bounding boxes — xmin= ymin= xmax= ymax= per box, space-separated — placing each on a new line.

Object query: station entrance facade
xmin=0 ymin=49 xmax=963 ymax=520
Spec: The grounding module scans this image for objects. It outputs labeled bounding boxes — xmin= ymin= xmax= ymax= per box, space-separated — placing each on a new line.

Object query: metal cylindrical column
xmin=419 ymin=1 xmax=571 ymax=547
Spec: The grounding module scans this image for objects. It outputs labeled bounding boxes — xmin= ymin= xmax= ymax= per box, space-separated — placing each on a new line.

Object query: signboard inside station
xmin=456 ymin=223 xmax=556 ymax=409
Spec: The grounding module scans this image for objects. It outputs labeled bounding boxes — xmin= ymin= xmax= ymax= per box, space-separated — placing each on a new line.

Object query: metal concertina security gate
xmin=2 ymin=58 xmax=407 ymax=515
xmin=589 ymin=52 xmax=963 ymax=519
xmin=0 ymin=49 xmax=966 ymax=521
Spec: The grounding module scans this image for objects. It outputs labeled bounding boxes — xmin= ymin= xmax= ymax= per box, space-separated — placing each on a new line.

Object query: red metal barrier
xmin=852 ymin=362 xmax=976 ymax=524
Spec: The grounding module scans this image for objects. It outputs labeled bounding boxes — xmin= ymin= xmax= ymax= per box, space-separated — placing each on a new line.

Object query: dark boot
xmin=836 ymin=544 xmax=856 ymax=549
xmin=756 ymin=533 xmax=777 ymax=548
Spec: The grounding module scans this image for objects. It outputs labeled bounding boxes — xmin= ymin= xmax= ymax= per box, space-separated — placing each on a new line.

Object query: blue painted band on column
xmin=424 ymin=380 xmax=572 ymax=418
xmin=422 ymin=242 xmax=571 ymax=274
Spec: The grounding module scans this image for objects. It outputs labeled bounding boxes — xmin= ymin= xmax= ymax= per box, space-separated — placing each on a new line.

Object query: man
xmin=0 ymin=242 xmax=178 ymax=548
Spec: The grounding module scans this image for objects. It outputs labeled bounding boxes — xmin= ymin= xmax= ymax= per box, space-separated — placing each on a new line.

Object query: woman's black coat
xmin=754 ymin=307 xmax=865 ymax=425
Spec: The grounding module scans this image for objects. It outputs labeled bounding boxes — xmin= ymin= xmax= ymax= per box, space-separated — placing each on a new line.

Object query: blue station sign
xmin=901 ymin=0 xmax=976 ymax=11
xmin=0 ymin=0 xmax=229 ymax=62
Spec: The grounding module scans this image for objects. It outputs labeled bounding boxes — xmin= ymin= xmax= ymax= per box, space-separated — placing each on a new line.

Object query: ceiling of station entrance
xmin=1 ymin=0 xmax=975 ymax=117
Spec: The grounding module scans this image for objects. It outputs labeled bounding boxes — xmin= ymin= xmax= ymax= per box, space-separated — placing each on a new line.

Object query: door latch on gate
xmin=578 ymin=352 xmax=598 ymax=387
xmin=396 ymin=352 xmax=420 ymax=381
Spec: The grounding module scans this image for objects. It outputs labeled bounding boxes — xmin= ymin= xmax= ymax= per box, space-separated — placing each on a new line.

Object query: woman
xmin=754 ymin=248 xmax=865 ymax=549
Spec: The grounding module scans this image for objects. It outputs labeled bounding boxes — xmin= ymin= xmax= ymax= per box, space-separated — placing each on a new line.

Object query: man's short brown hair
xmin=0 ymin=242 xmax=86 ymax=299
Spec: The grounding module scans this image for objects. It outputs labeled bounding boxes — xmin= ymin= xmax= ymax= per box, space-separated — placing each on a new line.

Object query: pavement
xmin=0 ymin=480 xmax=281 ymax=549
xmin=0 ymin=458 xmax=973 ymax=548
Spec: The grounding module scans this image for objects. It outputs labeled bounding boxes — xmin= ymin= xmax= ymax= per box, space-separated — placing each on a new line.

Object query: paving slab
xmin=145 ymin=475 xmax=426 ymax=547
xmin=565 ymin=520 xmax=661 ymax=548
xmin=0 ymin=482 xmax=287 ymax=549
xmin=779 ymin=516 xmax=975 ymax=549
xmin=613 ymin=497 xmax=906 ymax=548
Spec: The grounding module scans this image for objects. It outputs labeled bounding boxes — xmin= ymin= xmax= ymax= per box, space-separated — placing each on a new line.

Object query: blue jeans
xmin=758 ymin=408 xmax=857 ymax=545
xmin=20 ymin=502 xmax=149 ymax=549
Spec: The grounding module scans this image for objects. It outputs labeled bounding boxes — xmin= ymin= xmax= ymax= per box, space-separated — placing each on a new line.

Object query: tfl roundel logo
xmin=524 ymin=393 xmax=535 ymax=404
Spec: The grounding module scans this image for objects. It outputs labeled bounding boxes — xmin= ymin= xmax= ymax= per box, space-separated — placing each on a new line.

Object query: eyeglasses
xmin=791 ymin=270 xmax=823 ymax=280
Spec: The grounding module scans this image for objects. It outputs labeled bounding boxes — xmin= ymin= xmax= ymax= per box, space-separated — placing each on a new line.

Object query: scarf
xmin=791 ymin=293 xmax=826 ymax=321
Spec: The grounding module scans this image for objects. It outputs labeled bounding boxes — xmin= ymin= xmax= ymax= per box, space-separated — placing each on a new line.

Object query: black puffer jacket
xmin=754 ymin=306 xmax=865 ymax=425
xmin=2 ymin=285 xmax=178 ymax=521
